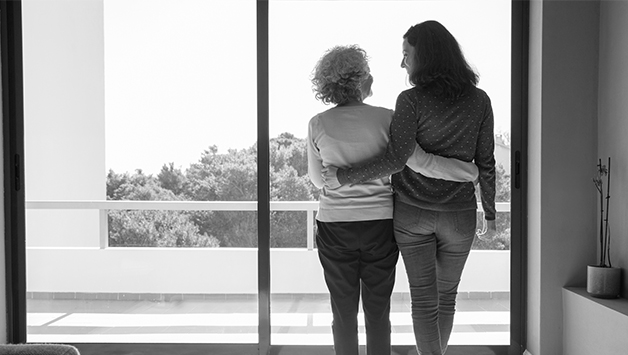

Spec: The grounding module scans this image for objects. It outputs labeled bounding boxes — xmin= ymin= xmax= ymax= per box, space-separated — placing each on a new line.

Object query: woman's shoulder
xmin=393 ymin=87 xmax=419 ymax=105
xmin=308 ymin=110 xmax=329 ymax=131
xmin=310 ymin=106 xmax=337 ymax=122
xmin=467 ymin=86 xmax=492 ymax=102
xmin=399 ymin=87 xmax=419 ymax=98
xmin=363 ymin=104 xmax=394 ymax=115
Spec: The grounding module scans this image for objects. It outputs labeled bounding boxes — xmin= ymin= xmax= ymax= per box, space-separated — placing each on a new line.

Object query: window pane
xmin=269 ymin=0 xmax=511 ymax=346
xmin=24 ymin=0 xmax=258 ymax=343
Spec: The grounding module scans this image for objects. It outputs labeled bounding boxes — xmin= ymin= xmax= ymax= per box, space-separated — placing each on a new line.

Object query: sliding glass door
xmin=23 ymin=0 xmax=259 ymax=345
xmin=267 ymin=0 xmax=513 ymax=349
xmin=6 ymin=0 xmax=526 ymax=353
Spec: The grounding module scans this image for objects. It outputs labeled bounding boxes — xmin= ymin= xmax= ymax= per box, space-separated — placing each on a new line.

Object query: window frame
xmin=2 ymin=0 xmax=27 ymax=344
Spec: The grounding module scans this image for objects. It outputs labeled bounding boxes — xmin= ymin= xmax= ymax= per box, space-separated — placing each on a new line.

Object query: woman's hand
xmin=321 ymin=166 xmax=342 ymax=189
xmin=476 ymin=219 xmax=497 ymax=241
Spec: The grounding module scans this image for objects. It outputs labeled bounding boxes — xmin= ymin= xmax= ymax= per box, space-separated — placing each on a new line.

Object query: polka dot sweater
xmin=337 ymin=86 xmax=497 ymax=220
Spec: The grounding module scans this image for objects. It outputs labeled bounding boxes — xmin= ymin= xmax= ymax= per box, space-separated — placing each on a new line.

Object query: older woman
xmin=308 ymin=44 xmax=478 ymax=355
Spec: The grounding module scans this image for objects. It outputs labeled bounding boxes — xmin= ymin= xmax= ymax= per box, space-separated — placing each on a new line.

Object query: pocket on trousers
xmin=393 ymin=201 xmax=423 ymax=231
xmin=454 ymin=210 xmax=477 ymax=236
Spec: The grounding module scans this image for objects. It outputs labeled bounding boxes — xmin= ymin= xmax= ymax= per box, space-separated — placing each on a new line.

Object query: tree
xmin=268 ymin=134 xmax=319 ymax=247
xmin=158 ymin=163 xmax=186 ymax=196
xmin=183 ymin=145 xmax=259 ymax=247
xmin=270 ymin=166 xmax=314 ymax=247
xmin=108 ymin=209 xmax=220 ymax=247
xmin=107 ymin=170 xmax=220 ymax=248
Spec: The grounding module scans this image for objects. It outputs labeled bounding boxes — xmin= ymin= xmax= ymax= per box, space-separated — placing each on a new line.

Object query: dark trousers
xmin=316 ymin=219 xmax=399 ymax=355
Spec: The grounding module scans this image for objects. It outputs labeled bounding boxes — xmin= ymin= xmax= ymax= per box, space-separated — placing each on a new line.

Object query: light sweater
xmin=308 ymin=103 xmax=479 ymax=223
xmin=308 ymin=105 xmax=394 ymax=222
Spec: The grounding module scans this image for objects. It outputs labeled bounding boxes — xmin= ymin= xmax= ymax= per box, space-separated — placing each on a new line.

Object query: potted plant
xmin=587 ymin=157 xmax=622 ymax=298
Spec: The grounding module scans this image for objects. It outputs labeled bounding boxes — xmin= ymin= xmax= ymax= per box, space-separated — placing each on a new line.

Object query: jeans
xmin=316 ymin=219 xmax=399 ymax=355
xmin=393 ymin=201 xmax=476 ymax=355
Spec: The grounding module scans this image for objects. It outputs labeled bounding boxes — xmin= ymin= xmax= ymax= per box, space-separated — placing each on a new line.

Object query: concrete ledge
xmin=28 ymin=291 xmax=510 ymax=301
xmin=26 ymin=248 xmax=510 ymax=295
xmin=563 ymin=287 xmax=628 ymax=355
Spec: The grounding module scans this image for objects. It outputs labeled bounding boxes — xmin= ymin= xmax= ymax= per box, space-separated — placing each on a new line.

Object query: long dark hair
xmin=404 ymin=20 xmax=478 ymax=99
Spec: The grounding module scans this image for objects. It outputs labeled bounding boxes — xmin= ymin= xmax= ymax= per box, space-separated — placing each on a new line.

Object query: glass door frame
xmin=510 ymin=1 xmax=529 ymax=354
xmin=3 ymin=0 xmax=528 ymax=354
xmin=2 ymin=0 xmax=27 ymax=344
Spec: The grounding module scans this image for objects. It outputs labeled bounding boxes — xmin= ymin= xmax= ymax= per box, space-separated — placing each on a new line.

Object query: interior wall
xmin=526 ymin=1 xmax=543 ymax=353
xmin=598 ymin=0 xmax=628 ymax=298
xmin=528 ymin=1 xmax=600 ymax=354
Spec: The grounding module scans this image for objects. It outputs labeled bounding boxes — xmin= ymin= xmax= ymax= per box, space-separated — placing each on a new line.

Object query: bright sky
xmin=104 ymin=0 xmax=511 ymax=175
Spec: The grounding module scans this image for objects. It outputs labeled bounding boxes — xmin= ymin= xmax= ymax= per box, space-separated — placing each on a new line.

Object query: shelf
xmin=564 ymin=286 xmax=628 ymax=315
xmin=563 ymin=287 xmax=628 ymax=355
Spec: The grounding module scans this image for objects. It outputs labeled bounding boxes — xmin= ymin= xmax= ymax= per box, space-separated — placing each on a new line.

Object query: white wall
xmin=598 ymin=0 xmax=628 ymax=298
xmin=22 ymin=0 xmax=105 ymax=247
xmin=562 ymin=288 xmax=628 ymax=355
xmin=527 ymin=1 xmax=600 ymax=354
xmin=25 ymin=248 xmax=509 ymax=295
xmin=560 ymin=2 xmax=628 ymax=353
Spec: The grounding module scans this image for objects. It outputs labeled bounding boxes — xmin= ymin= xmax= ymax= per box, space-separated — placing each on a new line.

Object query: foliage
xmin=158 ymin=163 xmax=187 ymax=196
xmin=107 ymin=169 xmax=220 ymax=248
xmin=108 ymin=210 xmax=220 ymax=247
xmin=107 ymin=133 xmax=512 ymax=250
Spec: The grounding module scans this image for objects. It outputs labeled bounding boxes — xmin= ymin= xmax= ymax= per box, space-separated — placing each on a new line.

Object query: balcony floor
xmin=27 ymin=294 xmax=510 ymax=345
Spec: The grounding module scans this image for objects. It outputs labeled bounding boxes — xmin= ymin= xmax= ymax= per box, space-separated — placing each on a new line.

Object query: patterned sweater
xmin=337 ymin=86 xmax=497 ymax=220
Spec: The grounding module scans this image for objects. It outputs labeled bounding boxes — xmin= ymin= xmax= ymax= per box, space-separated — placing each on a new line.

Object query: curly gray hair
xmin=311 ymin=45 xmax=371 ymax=105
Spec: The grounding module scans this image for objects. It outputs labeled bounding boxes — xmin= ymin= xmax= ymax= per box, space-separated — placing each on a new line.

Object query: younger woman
xmin=323 ymin=22 xmax=497 ymax=355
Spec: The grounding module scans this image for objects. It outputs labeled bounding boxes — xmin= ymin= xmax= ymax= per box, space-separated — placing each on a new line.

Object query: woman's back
xmin=307 ymin=104 xmax=394 ymax=222
xmin=392 ymin=85 xmax=495 ymax=216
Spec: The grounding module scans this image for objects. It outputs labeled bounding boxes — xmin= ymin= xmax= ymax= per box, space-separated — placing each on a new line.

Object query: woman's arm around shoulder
xmin=332 ymin=90 xmax=419 ymax=186
xmin=406 ymin=144 xmax=479 ymax=182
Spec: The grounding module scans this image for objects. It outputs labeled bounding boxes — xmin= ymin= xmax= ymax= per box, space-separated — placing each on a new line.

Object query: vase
xmin=587 ymin=265 xmax=621 ymax=298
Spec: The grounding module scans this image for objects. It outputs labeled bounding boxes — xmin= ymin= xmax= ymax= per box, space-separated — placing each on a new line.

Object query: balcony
xmin=25 ymin=200 xmax=510 ymax=345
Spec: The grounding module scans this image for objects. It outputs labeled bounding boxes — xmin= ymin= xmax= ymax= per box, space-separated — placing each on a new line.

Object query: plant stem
xmin=600 ymin=187 xmax=605 ymax=265
xmin=598 ymin=158 xmax=604 ymax=266
xmin=605 ymin=157 xmax=611 ymax=267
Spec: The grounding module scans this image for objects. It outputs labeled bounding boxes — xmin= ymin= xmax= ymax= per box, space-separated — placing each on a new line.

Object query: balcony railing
xmin=26 ymin=200 xmax=511 ymax=250
xmin=25 ymin=200 xmax=511 ymax=295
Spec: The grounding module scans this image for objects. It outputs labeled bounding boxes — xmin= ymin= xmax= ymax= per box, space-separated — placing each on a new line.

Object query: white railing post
xmin=307 ymin=208 xmax=314 ymax=251
xmin=99 ymin=209 xmax=108 ymax=249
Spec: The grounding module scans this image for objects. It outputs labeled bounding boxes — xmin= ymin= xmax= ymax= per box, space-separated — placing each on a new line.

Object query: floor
xmin=27 ymin=294 xmax=510 ymax=346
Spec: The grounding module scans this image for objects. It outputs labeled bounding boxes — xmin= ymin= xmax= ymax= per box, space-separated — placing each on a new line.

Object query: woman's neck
xmin=337 ymin=100 xmax=364 ymax=107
